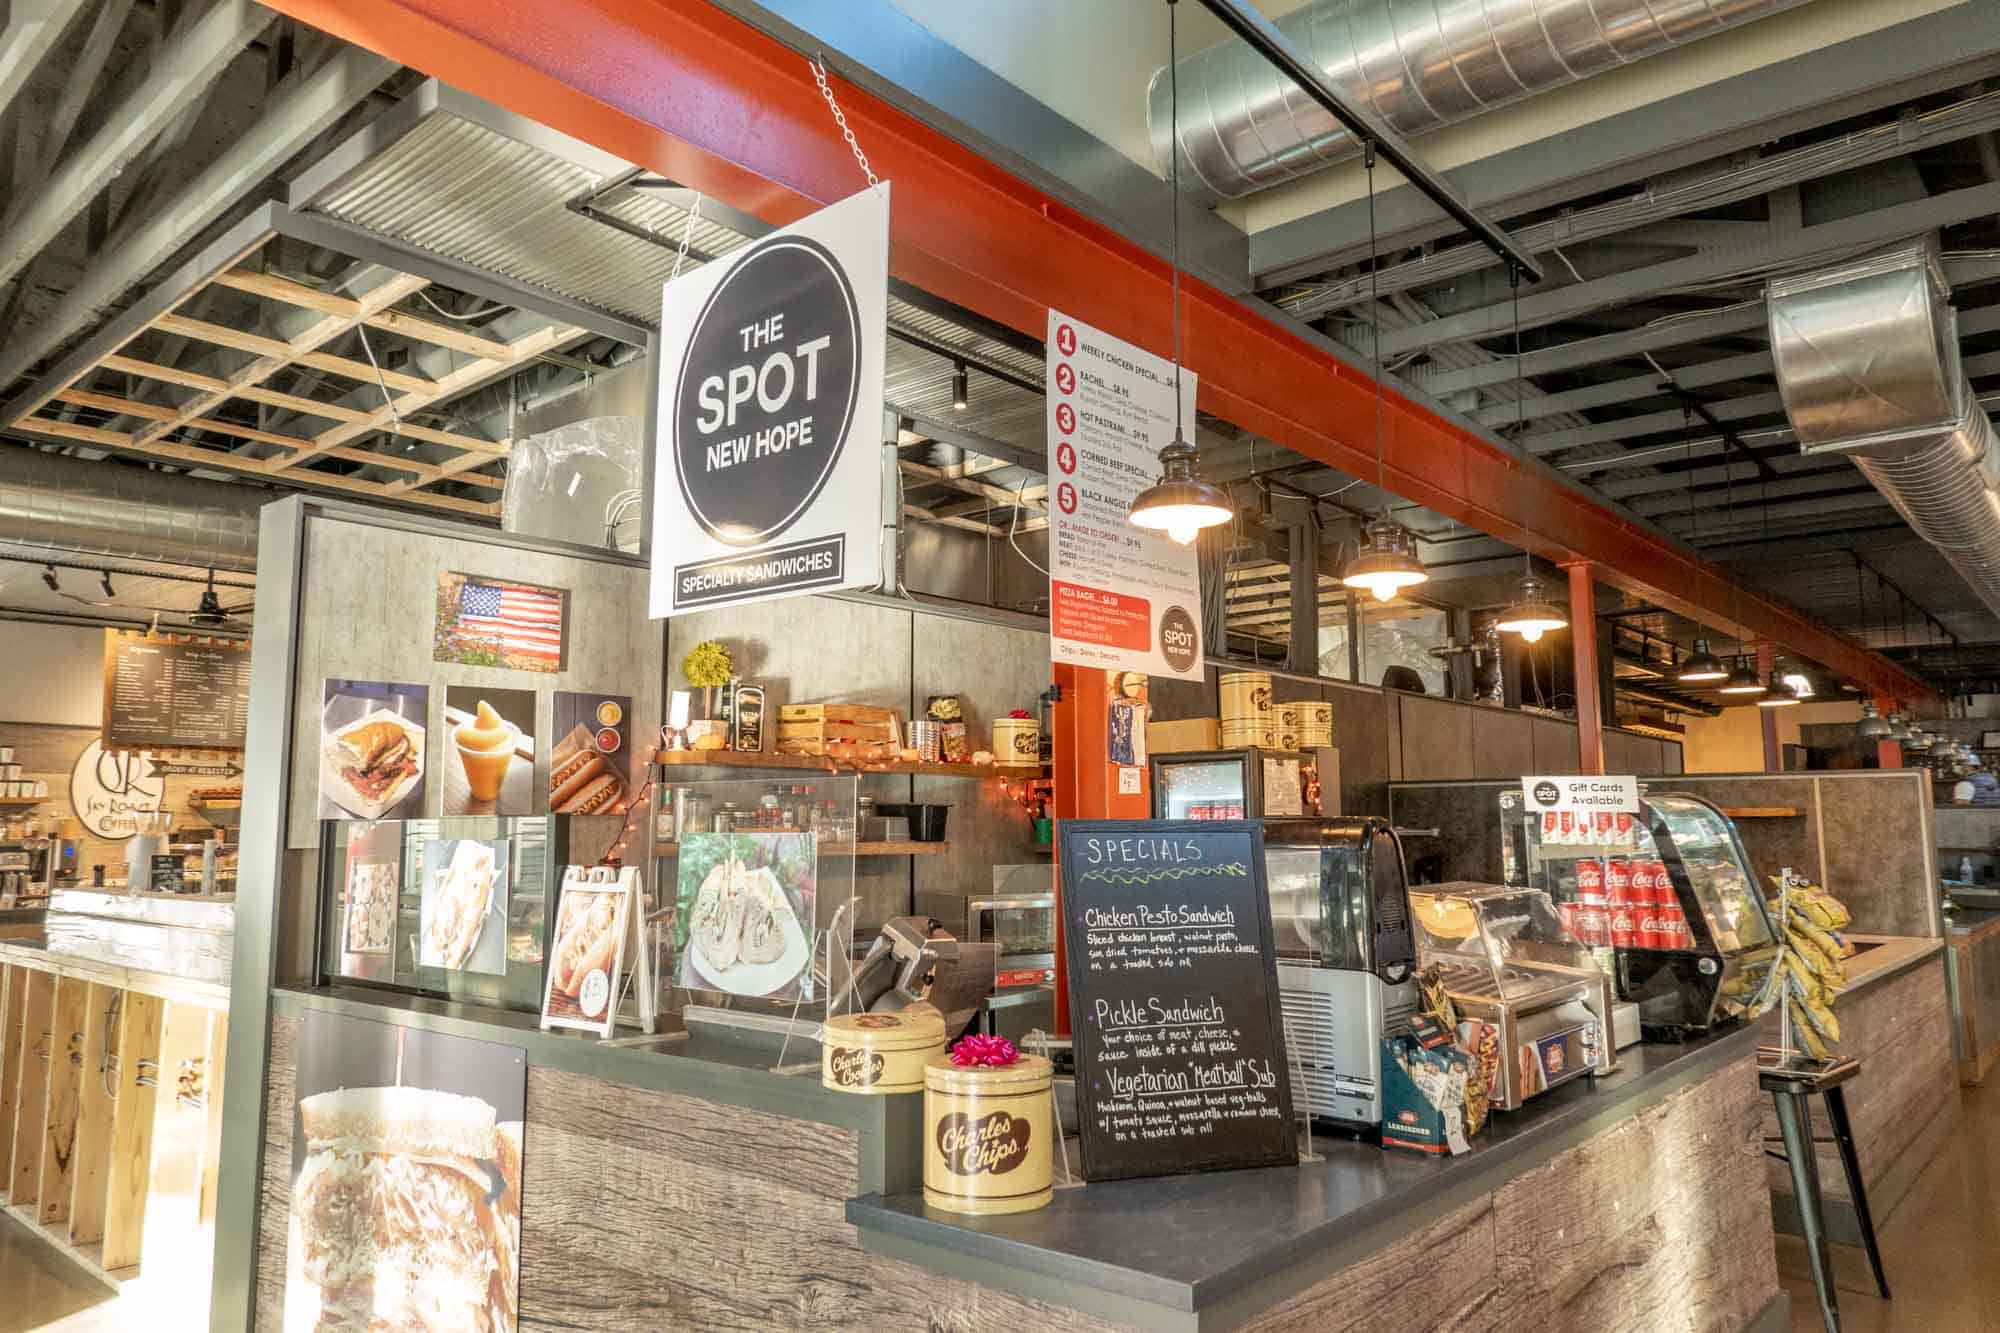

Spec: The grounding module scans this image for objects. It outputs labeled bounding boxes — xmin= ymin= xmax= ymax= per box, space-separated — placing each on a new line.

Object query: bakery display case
xmin=1265 ymin=817 xmax=1419 ymax=1129
xmin=1150 ymin=748 xmax=1310 ymax=819
xmin=1502 ymin=789 xmax=1779 ymax=1039
xmin=1407 ymin=883 xmax=1615 ymax=1110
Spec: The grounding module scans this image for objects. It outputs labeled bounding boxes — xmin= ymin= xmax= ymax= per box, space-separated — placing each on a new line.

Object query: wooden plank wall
xmin=9 ymin=970 xmax=53 ymax=1205
xmin=101 ymin=991 xmax=164 ymax=1272
xmin=253 ymin=1019 xmax=1775 ymax=1332
xmin=37 ymin=977 xmax=86 ymax=1226
xmin=68 ymin=982 xmax=119 ymax=1247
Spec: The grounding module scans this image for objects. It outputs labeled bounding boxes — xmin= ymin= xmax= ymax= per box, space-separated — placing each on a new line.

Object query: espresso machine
xmin=1263 ymin=817 xmax=1419 ymax=1131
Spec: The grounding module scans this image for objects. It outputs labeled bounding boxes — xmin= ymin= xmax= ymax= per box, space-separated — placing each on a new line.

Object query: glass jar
xmin=760 ymin=787 xmax=781 ymax=829
xmin=716 ymin=802 xmax=740 ymax=833
xmin=683 ymin=793 xmax=713 ymax=835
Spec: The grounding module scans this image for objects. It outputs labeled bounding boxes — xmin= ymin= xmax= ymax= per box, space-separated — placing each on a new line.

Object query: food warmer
xmin=1499 ymin=790 xmax=1780 ymax=1039
xmin=1407 ymin=883 xmax=1614 ymax=1111
xmin=1263 ymin=817 xmax=1418 ymax=1130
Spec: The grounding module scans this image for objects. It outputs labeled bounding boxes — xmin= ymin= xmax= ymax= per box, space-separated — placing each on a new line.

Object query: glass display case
xmin=1407 ymin=883 xmax=1615 ymax=1110
xmin=1502 ymin=789 xmax=1778 ymax=1038
xmin=1151 ymin=748 xmax=1308 ymax=819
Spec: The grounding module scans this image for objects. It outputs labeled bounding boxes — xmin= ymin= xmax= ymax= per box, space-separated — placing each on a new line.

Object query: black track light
xmin=100 ymin=571 xmax=115 ymax=599
xmin=40 ymin=565 xmax=58 ymax=593
xmin=951 ymin=363 xmax=969 ymax=412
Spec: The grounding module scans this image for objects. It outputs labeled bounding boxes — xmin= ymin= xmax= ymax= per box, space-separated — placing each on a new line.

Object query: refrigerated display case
xmin=1502 ymin=789 xmax=1779 ymax=1039
xmin=1407 ymin=883 xmax=1615 ymax=1110
xmin=1151 ymin=748 xmax=1311 ymax=819
xmin=1264 ymin=817 xmax=1418 ymax=1130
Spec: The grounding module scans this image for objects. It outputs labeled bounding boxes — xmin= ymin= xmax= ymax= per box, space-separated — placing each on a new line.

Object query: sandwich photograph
xmin=318 ymin=680 xmax=428 ymax=821
xmin=420 ymin=837 xmax=511 ymax=975
xmin=442 ymin=686 xmax=537 ymax=817
xmin=549 ymin=690 xmax=631 ymax=815
xmin=286 ymin=1010 xmax=524 ymax=1333
xmin=675 ymin=830 xmax=816 ymax=1002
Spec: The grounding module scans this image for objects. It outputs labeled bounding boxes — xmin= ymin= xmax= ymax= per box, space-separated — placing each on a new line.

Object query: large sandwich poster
xmin=286 ymin=1009 xmax=524 ymax=1333
xmin=649 ymin=185 xmax=889 ymax=616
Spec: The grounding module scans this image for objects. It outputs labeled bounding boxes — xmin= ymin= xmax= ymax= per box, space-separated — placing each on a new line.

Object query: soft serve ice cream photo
xmin=442 ymin=687 xmax=537 ymax=816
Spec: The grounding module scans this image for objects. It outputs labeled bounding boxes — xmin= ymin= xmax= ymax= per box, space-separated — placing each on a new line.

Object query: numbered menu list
xmin=1060 ymin=821 xmax=1297 ymax=1182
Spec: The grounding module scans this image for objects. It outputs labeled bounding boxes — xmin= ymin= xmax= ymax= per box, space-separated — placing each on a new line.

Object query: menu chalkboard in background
xmin=1059 ymin=820 xmax=1296 ymax=1182
xmin=102 ymin=632 xmax=252 ymax=751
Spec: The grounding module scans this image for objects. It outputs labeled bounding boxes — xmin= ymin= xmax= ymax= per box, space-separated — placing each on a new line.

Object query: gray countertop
xmin=848 ymin=1023 xmax=1760 ymax=1329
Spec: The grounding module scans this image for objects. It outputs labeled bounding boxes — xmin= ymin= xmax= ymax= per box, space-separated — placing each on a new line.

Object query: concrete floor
xmin=0 ymin=1085 xmax=1995 ymax=1331
xmin=1778 ymin=1078 xmax=2000 ymax=1332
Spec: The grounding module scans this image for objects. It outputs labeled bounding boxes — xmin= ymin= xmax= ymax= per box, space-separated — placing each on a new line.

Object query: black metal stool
xmin=1758 ymin=1050 xmax=1890 ymax=1333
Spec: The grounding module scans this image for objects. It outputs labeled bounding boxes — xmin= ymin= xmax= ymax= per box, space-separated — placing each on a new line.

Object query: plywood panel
xmin=9 ymin=970 xmax=53 ymax=1205
xmin=1471 ymin=707 xmax=1535 ymax=779
xmin=1816 ymin=774 xmax=1934 ymax=937
xmin=1399 ymin=696 xmax=1474 ymax=781
xmin=1532 ymin=716 xmax=1579 ymax=773
xmin=101 ymin=991 xmax=164 ymax=1273
xmin=198 ymin=1013 xmax=228 ymax=1224
xmin=36 ymin=977 xmax=87 ymax=1225
xmin=0 ymin=967 xmax=22 ymax=1185
xmin=67 ymin=983 xmax=118 ymax=1246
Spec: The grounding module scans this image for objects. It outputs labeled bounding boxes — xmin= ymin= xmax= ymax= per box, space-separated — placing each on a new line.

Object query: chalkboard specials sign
xmin=101 ymin=630 xmax=251 ymax=751
xmin=1059 ymin=820 xmax=1297 ymax=1182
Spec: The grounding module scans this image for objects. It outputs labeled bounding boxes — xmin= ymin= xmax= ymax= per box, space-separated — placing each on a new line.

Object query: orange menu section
xmin=1052 ymin=582 xmax=1150 ymax=651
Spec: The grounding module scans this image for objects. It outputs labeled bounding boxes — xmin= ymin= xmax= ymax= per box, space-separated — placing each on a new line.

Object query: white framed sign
xmin=649 ymin=185 xmax=889 ymax=616
xmin=1521 ymin=775 xmax=1640 ymax=816
xmin=1045 ymin=308 xmax=1203 ymax=677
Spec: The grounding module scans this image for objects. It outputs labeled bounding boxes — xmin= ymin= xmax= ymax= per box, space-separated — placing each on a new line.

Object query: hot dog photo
xmin=548 ymin=691 xmax=632 ymax=815
xmin=540 ymin=865 xmax=636 ymax=1036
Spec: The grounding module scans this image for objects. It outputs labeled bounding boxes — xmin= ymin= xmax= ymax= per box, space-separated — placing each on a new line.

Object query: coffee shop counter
xmin=848 ymin=1024 xmax=1786 ymax=1333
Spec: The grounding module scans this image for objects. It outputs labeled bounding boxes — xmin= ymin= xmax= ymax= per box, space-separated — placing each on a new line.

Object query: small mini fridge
xmin=1150 ymin=747 xmax=1326 ymax=820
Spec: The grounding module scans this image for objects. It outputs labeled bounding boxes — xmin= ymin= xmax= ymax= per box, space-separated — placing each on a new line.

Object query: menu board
xmin=1059 ymin=820 xmax=1296 ymax=1182
xmin=102 ymin=632 xmax=252 ymax=751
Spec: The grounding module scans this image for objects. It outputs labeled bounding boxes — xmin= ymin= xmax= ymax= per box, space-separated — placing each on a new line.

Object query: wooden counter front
xmin=1947 ymin=909 xmax=2000 ymax=1085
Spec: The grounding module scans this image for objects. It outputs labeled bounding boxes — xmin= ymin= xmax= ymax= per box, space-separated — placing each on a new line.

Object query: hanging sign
xmin=649 ymin=186 xmax=889 ymax=615
xmin=1058 ymin=820 xmax=1297 ymax=1182
xmin=1046 ymin=310 xmax=1203 ymax=677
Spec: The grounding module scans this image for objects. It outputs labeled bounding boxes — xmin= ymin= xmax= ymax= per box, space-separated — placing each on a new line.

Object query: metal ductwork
xmin=1768 ymin=242 xmax=2000 ymax=620
xmin=0 ymin=449 xmax=264 ymax=572
xmin=1149 ymin=0 xmax=1816 ymax=202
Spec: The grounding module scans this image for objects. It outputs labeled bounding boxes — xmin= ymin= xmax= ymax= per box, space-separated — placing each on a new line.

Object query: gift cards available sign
xmin=1521 ymin=775 xmax=1640 ymax=816
xmin=650 ymin=186 xmax=889 ymax=614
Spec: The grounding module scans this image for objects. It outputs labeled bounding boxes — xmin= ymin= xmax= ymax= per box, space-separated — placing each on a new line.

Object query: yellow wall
xmin=1680 ymin=700 xmax=1862 ymax=773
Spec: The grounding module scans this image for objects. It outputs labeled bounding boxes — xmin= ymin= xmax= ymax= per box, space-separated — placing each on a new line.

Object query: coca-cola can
xmin=1575 ymin=859 xmax=1606 ymax=906
xmin=1606 ymin=858 xmax=1634 ymax=907
xmin=1645 ymin=860 xmax=1673 ymax=906
xmin=1609 ymin=907 xmax=1638 ymax=949
xmin=1576 ymin=906 xmax=1611 ymax=948
xmin=1637 ymin=912 xmax=1668 ymax=950
xmin=1630 ymin=859 xmax=1655 ymax=902
xmin=1558 ymin=902 xmax=1583 ymax=940
xmin=1664 ymin=902 xmax=1694 ymax=949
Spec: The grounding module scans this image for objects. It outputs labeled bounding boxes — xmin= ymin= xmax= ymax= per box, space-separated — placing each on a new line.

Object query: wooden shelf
xmin=654 ymin=751 xmax=1040 ymax=780
xmin=0 ymin=797 xmax=45 ymax=808
xmin=654 ymin=839 xmax=951 ymax=857
xmin=1721 ymin=807 xmax=1801 ymax=819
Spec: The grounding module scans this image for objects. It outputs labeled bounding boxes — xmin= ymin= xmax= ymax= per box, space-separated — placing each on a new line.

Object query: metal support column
xmin=1566 ymin=562 xmax=1604 ymax=775
xmin=1287 ymin=519 xmax=1318 ymax=677
xmin=1760 ymin=642 xmax=1781 ymax=772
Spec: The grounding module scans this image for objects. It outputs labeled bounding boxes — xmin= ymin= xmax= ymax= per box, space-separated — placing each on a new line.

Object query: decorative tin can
xmin=1219 ymin=717 xmax=1276 ymax=749
xmin=821 ymin=1006 xmax=946 ymax=1095
xmin=922 ymin=1052 xmax=1053 ymax=1215
xmin=910 ymin=720 xmax=944 ymax=763
xmin=1273 ymin=703 xmax=1302 ymax=751
xmin=1297 ymin=701 xmax=1334 ymax=749
xmin=991 ymin=717 xmax=1040 ymax=764
xmin=1219 ymin=670 xmax=1273 ymax=725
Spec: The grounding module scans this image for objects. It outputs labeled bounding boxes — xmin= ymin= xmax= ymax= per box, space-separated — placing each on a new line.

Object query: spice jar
xmin=923 ymin=1051 xmax=1053 ymax=1215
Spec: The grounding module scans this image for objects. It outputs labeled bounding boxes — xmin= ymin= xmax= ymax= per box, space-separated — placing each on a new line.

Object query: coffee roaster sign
xmin=1058 ymin=820 xmax=1297 ymax=1182
xmin=650 ymin=185 xmax=889 ymax=615
xmin=1045 ymin=308 xmax=1203 ymax=677
xmin=1521 ymin=775 xmax=1640 ymax=816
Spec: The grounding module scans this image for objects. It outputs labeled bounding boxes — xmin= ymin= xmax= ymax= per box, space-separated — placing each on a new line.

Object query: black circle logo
xmin=1531 ymin=780 xmax=1561 ymax=807
xmin=1158 ymin=605 xmax=1199 ymax=675
xmin=672 ymin=234 xmax=860 ymax=548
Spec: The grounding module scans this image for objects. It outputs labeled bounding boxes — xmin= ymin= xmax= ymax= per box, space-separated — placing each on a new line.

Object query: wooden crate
xmin=777 ymin=704 xmax=900 ymax=756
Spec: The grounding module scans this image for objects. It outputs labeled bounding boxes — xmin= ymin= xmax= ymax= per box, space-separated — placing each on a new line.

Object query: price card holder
xmin=541 ymin=865 xmax=636 ymax=1039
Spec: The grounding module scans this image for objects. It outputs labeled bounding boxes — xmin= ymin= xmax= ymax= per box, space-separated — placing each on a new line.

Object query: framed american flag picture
xmin=434 ymin=572 xmax=569 ymax=673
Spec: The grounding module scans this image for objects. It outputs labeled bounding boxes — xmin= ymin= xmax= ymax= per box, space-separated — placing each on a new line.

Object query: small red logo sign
xmin=1056 ymin=482 xmax=1078 ymax=515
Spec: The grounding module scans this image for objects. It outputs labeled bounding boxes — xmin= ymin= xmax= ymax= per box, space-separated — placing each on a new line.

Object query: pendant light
xmin=1905 ymin=727 xmax=1934 ymax=752
xmin=1886 ymin=712 xmax=1912 ymax=741
xmin=1719 ymin=656 xmax=1767 ymax=696
xmin=1128 ymin=0 xmax=1232 ymax=547
xmin=1678 ymin=639 xmax=1726 ymax=684
xmin=1856 ymin=700 xmax=1891 ymax=738
xmin=1758 ymin=669 xmax=1800 ymax=707
xmin=1338 ymin=137 xmax=1429 ymax=601
xmin=1496 ymin=266 xmax=1566 ymax=640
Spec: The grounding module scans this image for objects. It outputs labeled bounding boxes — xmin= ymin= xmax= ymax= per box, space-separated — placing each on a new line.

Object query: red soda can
xmin=1609 ymin=907 xmax=1637 ymax=949
xmin=1630 ymin=859 xmax=1655 ymax=903
xmin=1558 ymin=902 xmax=1582 ymax=939
xmin=1647 ymin=860 xmax=1674 ymax=906
xmin=1636 ymin=912 xmax=1667 ymax=950
xmin=1575 ymin=859 xmax=1605 ymax=906
xmin=1667 ymin=902 xmax=1694 ymax=949
xmin=1606 ymin=858 xmax=1634 ymax=907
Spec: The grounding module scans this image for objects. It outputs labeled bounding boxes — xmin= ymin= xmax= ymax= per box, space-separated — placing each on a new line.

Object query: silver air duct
xmin=0 ymin=448 xmax=264 ymax=572
xmin=1149 ymin=0 xmax=1816 ymax=203
xmin=1768 ymin=242 xmax=2000 ymax=619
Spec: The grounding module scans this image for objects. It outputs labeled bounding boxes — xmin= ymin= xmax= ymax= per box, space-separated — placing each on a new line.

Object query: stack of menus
xmin=1059 ymin=821 xmax=1296 ymax=1182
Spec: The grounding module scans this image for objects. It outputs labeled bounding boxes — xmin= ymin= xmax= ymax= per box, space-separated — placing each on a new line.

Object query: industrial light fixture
xmin=1718 ymin=657 xmax=1766 ymax=696
xmin=951 ymin=362 xmax=969 ymax=412
xmin=1782 ymin=671 xmax=1815 ymax=700
xmin=1341 ymin=515 xmax=1428 ymax=602
xmin=40 ymin=564 xmax=57 ymax=593
xmin=1757 ymin=671 xmax=1800 ymax=707
xmin=1904 ymin=727 xmax=1934 ymax=752
xmin=1337 ymin=134 xmax=1428 ymax=600
xmin=100 ymin=571 xmax=115 ymax=598
xmin=1856 ymin=701 xmax=1891 ymax=738
xmin=1494 ymin=574 xmax=1568 ymax=643
xmin=1127 ymin=0 xmax=1233 ymax=547
xmin=1886 ymin=712 xmax=1912 ymax=741
xmin=1677 ymin=638 xmax=1726 ymax=683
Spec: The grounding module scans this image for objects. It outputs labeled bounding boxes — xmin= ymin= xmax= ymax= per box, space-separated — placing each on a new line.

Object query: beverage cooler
xmin=1501 ymin=790 xmax=1779 ymax=1040
xmin=1406 ymin=884 xmax=1615 ymax=1110
xmin=1151 ymin=748 xmax=1320 ymax=820
xmin=1262 ymin=817 xmax=1418 ymax=1130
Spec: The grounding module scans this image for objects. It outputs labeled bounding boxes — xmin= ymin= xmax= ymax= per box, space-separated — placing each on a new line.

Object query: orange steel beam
xmin=1565 ymin=562 xmax=1605 ymax=775
xmin=262 ymin=0 xmax=1933 ymax=705
xmin=1872 ymin=692 xmax=1905 ymax=771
